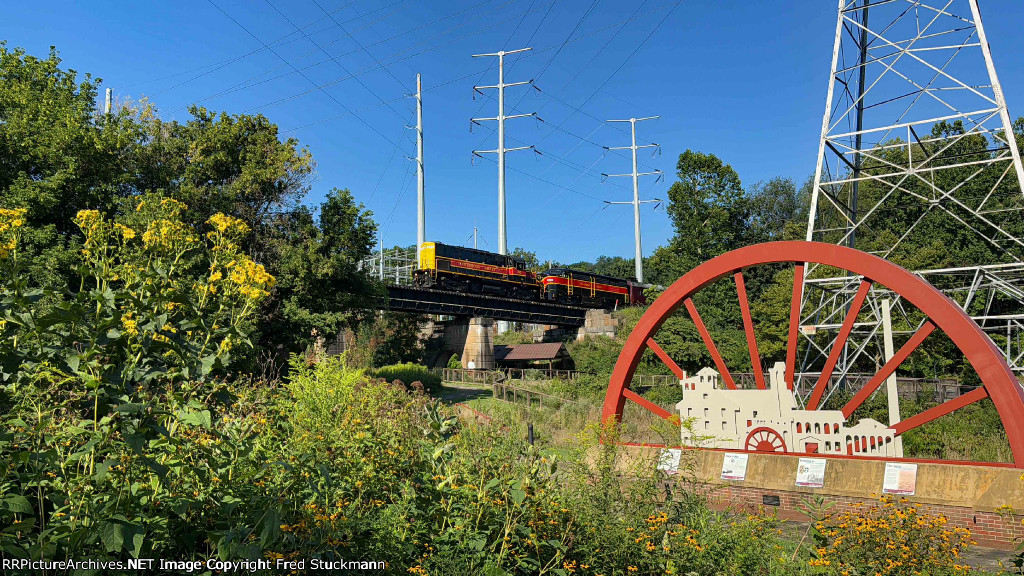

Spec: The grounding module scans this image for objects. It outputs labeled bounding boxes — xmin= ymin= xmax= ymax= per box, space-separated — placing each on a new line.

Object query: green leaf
xmin=509 ymin=488 xmax=526 ymax=505
xmin=200 ymin=354 xmax=217 ymax=376
xmin=117 ymin=403 xmax=146 ymax=414
xmin=3 ymin=494 xmax=33 ymax=514
xmin=260 ymin=508 xmax=281 ymax=547
xmin=99 ymin=517 xmax=145 ymax=557
xmin=177 ymin=409 xmax=212 ymax=429
xmin=94 ymin=459 xmax=116 ymax=482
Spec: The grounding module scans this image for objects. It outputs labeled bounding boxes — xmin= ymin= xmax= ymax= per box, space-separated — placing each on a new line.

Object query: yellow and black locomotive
xmin=414 ymin=241 xmax=646 ymax=308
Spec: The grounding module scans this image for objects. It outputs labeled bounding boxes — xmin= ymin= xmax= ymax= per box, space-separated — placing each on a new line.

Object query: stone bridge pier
xmin=421 ymin=317 xmax=495 ymax=370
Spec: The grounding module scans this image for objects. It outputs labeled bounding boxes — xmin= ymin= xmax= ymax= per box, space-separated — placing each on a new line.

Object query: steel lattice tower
xmin=802 ymin=0 xmax=1024 ymax=399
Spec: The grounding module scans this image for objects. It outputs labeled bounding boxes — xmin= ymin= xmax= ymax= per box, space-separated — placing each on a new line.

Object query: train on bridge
xmin=414 ymin=242 xmax=647 ymax=309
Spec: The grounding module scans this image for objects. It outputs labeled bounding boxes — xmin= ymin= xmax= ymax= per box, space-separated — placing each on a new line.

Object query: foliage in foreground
xmin=0 ymin=43 xmax=381 ymax=368
xmin=809 ymin=497 xmax=975 ymax=575
xmin=3 ymin=352 xmax=987 ymax=574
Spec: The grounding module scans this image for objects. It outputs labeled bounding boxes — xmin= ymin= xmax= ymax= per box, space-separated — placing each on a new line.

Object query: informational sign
xmin=721 ymin=453 xmax=749 ymax=481
xmin=657 ymin=448 xmax=682 ymax=474
xmin=882 ymin=462 xmax=918 ymax=495
xmin=795 ymin=457 xmax=827 ymax=488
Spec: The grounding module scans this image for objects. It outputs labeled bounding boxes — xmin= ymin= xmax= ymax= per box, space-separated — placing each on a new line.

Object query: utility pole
xmin=104 ymin=88 xmax=113 ymax=115
xmin=415 ymin=74 xmax=425 ymax=262
xmin=471 ymin=47 xmax=535 ymax=256
xmin=467 ymin=222 xmax=487 ymax=250
xmin=603 ymin=117 xmax=662 ymax=283
xmin=378 ymin=232 xmax=384 ymax=282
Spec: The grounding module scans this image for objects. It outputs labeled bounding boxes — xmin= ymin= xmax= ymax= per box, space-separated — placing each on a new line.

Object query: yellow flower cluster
xmin=228 ymin=259 xmax=275 ymax=300
xmin=113 ymin=223 xmax=136 ymax=241
xmin=121 ymin=311 xmax=139 ymax=337
xmin=810 ymin=496 xmax=974 ymax=575
xmin=74 ymin=209 xmax=102 ymax=233
xmin=208 ymin=213 xmax=249 ymax=235
xmin=142 ymin=218 xmax=197 ymax=251
xmin=0 ymin=207 xmax=27 ymax=258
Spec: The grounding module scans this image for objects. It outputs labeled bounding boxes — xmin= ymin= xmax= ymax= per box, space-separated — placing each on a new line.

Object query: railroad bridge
xmin=381 ymin=285 xmax=616 ymax=369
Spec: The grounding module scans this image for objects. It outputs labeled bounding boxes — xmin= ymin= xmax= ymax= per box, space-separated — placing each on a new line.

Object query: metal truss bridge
xmin=385 ymin=285 xmax=589 ymax=327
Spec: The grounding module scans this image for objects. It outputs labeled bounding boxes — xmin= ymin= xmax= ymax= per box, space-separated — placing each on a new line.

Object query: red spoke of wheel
xmin=623 ymin=388 xmax=680 ymax=425
xmin=603 ymin=242 xmax=1024 ymax=466
xmin=734 ymin=271 xmax=766 ymax=389
xmin=683 ymin=297 xmax=738 ymax=390
xmin=785 ymin=263 xmax=805 ymax=390
xmin=841 ymin=320 xmax=937 ymax=418
xmin=806 ymin=279 xmax=873 ymax=410
xmin=646 ymin=338 xmax=685 ymax=380
xmin=891 ymin=387 xmax=989 ymax=435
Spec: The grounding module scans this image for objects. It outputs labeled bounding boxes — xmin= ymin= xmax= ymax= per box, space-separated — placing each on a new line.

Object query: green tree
xmin=261 ymin=189 xmax=381 ymax=357
xmin=747 ymin=176 xmax=803 ymax=244
xmin=510 ymin=246 xmax=544 ymax=272
xmin=0 ymin=45 xmax=382 ymax=372
xmin=0 ymin=43 xmax=147 ymax=290
xmin=664 ymin=150 xmax=749 ymax=268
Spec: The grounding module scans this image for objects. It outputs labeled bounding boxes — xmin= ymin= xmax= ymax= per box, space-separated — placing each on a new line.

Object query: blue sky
xmin=4 ymin=1 xmax=1024 ymax=264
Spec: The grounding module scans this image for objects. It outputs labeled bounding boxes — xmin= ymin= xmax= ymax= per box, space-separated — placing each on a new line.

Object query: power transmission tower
xmin=471 ymin=48 xmax=536 ymax=256
xmin=802 ymin=0 xmax=1024 ymax=404
xmin=603 ymin=116 xmax=663 ymax=283
xmin=104 ymin=88 xmax=112 ymax=115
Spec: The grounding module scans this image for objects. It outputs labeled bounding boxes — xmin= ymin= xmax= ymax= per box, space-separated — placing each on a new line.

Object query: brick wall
xmin=695 ymin=483 xmax=1023 ymax=549
xmin=615 ymin=446 xmax=1024 ymax=549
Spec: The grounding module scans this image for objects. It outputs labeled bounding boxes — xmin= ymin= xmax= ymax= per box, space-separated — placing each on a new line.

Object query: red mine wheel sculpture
xmin=602 ymin=241 xmax=1024 ymax=467
xmin=745 ymin=428 xmax=787 ymax=453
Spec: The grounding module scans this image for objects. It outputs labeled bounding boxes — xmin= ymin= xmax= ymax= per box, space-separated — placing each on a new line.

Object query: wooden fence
xmin=442 ymin=368 xmax=969 ymax=403
xmin=440 ymin=368 xmax=505 ymax=384
xmin=491 ymin=382 xmax=581 ymax=409
xmin=441 ymin=368 xmax=678 ymax=387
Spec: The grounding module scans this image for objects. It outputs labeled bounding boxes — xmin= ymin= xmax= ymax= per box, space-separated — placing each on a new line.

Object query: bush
xmin=370 ymin=362 xmax=441 ymax=393
xmin=347 ymin=312 xmax=426 ymax=368
xmin=566 ymin=335 xmax=623 ymax=375
xmin=808 ymin=496 xmax=975 ymax=575
xmin=494 ymin=330 xmax=534 ymax=345
xmin=644 ymin=383 xmax=684 ymax=407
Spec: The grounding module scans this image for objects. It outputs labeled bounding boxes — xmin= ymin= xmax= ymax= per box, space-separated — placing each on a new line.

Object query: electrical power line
xmin=206 ymin=0 xmax=406 ymax=149
xmin=310 ymin=0 xmax=413 ymax=93
xmin=172 ymin=0 xmax=513 ymax=113
xmin=542 ymin=1 xmax=683 ymax=134
xmin=263 ymin=0 xmax=411 ymax=122
xmin=281 ymin=68 xmax=490 ymax=133
xmin=469 ymin=0 xmax=599 ymax=147
xmin=121 ymin=0 xmax=365 ymax=90
xmin=236 ymin=0 xmax=545 ymax=114
xmin=234 ymin=0 xmax=678 ymax=117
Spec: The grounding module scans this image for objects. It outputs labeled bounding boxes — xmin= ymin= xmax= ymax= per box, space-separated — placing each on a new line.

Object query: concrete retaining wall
xmin=625 ymin=446 xmax=1024 ymax=548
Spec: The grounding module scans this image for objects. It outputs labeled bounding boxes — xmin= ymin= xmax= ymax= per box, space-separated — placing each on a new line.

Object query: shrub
xmin=494 ymin=330 xmax=534 ymax=345
xmin=1 ymin=197 xmax=272 ymax=388
xmin=808 ymin=496 xmax=975 ymax=575
xmin=566 ymin=335 xmax=623 ymax=375
xmin=370 ymin=362 xmax=441 ymax=392
xmin=347 ymin=312 xmax=426 ymax=368
xmin=644 ymin=383 xmax=684 ymax=407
